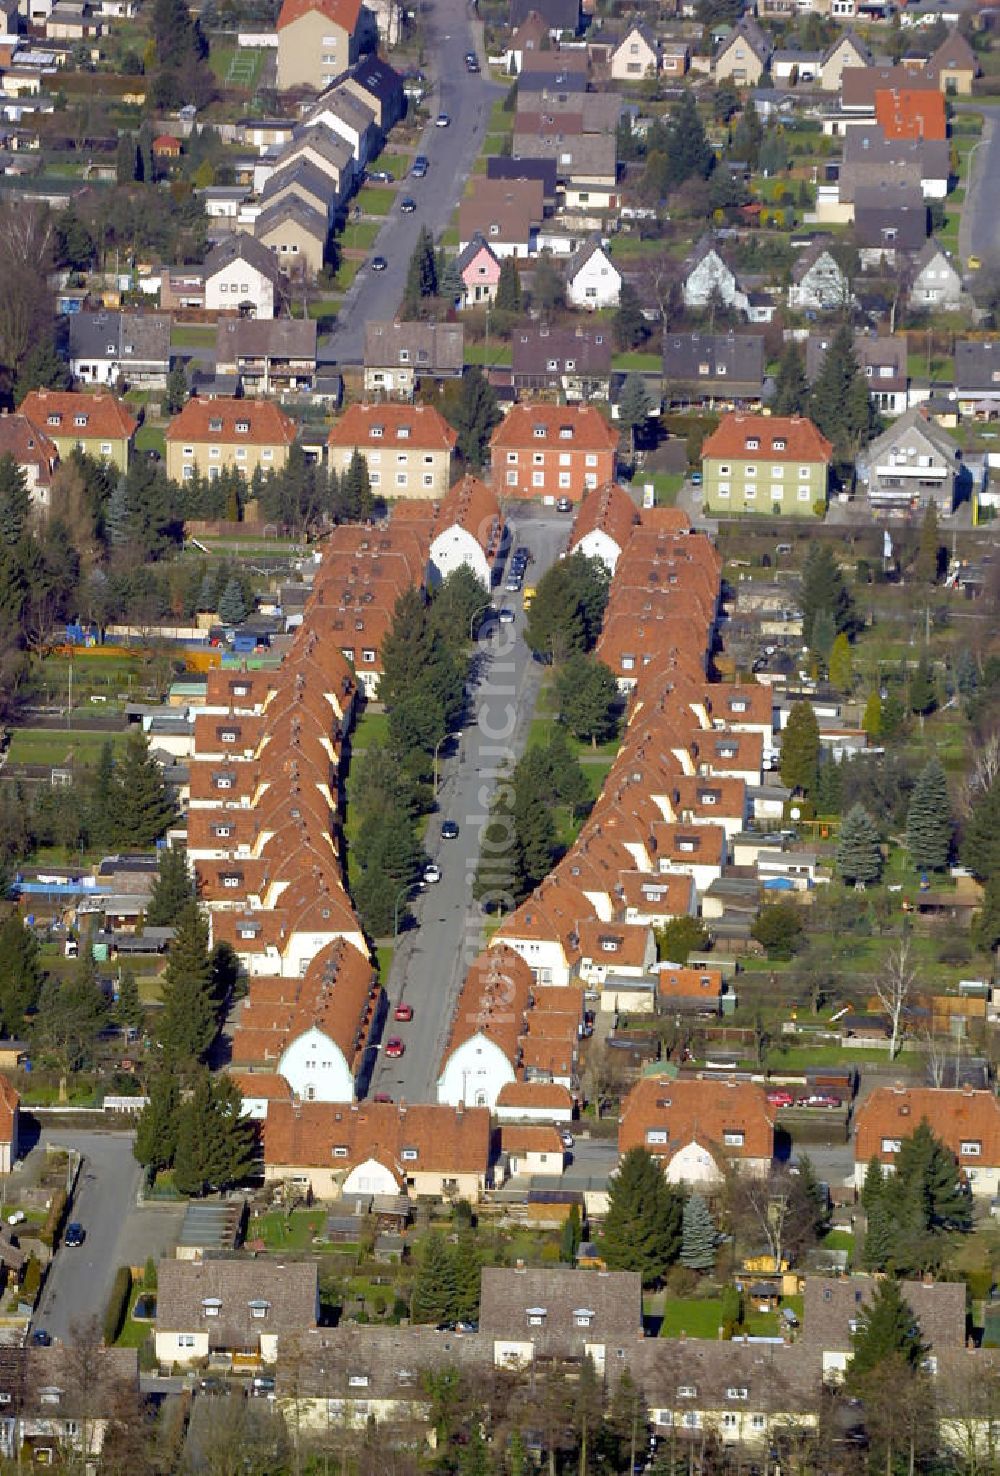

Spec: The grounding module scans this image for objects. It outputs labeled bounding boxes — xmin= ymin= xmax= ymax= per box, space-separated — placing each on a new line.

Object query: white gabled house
xmin=565 ymin=234 xmax=622 ymax=310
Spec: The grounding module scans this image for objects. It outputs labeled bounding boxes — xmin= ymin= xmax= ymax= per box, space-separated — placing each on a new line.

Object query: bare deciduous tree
xmin=875 ymin=936 xmax=918 ymax=1061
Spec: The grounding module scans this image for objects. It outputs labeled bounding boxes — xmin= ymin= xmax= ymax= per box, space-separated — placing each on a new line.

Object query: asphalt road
xmin=325 ymin=0 xmax=500 ymax=364
xmin=369 ymin=507 xmax=573 ymax=1103
xmin=30 ymin=1128 xmax=178 ymax=1346
xmin=958 ymin=103 xmax=1000 ymax=268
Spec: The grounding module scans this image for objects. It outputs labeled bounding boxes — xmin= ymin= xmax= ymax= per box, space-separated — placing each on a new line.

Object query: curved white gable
xmin=437 ymin=1032 xmax=515 ymax=1110
xmin=278 ymin=1025 xmax=354 ymax=1103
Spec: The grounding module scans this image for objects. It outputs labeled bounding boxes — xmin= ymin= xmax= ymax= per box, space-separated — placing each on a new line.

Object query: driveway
xmin=369 ymin=506 xmax=572 ymax=1104
xmin=31 ymin=1128 xmax=183 ymax=1345
xmin=324 ymin=0 xmax=501 ymax=363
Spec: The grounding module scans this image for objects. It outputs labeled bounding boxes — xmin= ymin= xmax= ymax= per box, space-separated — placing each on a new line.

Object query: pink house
xmin=455 ymin=232 xmax=502 ymax=308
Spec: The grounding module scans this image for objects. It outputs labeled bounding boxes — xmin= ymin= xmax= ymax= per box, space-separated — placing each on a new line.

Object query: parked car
xmin=400 ymin=196 xmax=416 ymax=213
xmin=64 ymin=1222 xmax=85 ymax=1248
xmin=556 ymin=496 xmax=573 ymax=512
xmin=505 ymin=574 xmax=522 ymax=593
xmin=441 ymin=820 xmax=459 ymax=839
xmin=560 ymin=1131 xmax=575 ymax=1149
xmin=498 ymin=608 xmax=515 ymax=625
xmin=435 ymin=113 xmax=451 ymax=127
xmin=385 ymin=1037 xmax=405 ymax=1059
xmin=371 ymin=255 xmax=387 ymax=272
xmin=423 ymin=862 xmax=442 ymax=883
xmin=766 ymin=1090 xmax=794 ymax=1108
xmin=373 ymin=1092 xmax=393 ymax=1103
xmin=367 ymin=168 xmax=392 ymax=183
xmin=412 ymin=155 xmax=429 ymax=177
xmin=394 ymin=1003 xmax=414 ymax=1022
xmin=30 ymin=1330 xmax=51 ymax=1347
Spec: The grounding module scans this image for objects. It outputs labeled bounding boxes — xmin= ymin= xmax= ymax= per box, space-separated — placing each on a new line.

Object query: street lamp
xmin=433 ymin=729 xmax=462 ymax=798
xmin=469 ymin=600 xmax=493 ymax=642
xmin=392 ymin=882 xmax=412 ymax=946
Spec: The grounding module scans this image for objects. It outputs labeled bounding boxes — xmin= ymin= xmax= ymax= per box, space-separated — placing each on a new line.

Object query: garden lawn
xmin=6 ymin=728 xmax=127 ymax=768
xmin=464 ymin=342 xmax=513 ymax=367
xmin=488 ymin=98 xmax=515 ymax=132
xmin=613 ymin=352 xmax=663 ymax=373
xmin=341 ymin=219 xmax=383 ymax=250
xmin=377 ymin=945 xmax=393 ymax=983
xmin=358 ymin=186 xmax=397 ymax=216
xmin=134 ymin=424 xmax=165 ymax=456
xmin=377 ymin=152 xmax=412 ymax=179
xmin=659 ymin=1298 xmax=725 ymax=1338
xmin=247 ymin=1209 xmax=329 ymax=1250
xmin=649 ymin=472 xmax=685 ymax=505
xmin=171 ymin=325 xmax=217 ymax=350
xmin=331 ymin=257 xmax=363 ymax=291
xmin=351 ymin=709 xmax=389 ymax=749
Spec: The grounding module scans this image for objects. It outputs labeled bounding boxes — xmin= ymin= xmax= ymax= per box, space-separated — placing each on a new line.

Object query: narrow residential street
xmin=957 ymin=102 xmax=1000 ymax=268
xmin=369 ymin=508 xmax=572 ymax=1104
xmin=325 ymin=0 xmax=500 ymax=363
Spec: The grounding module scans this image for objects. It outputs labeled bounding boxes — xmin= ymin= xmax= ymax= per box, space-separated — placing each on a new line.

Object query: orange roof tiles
xmin=619 ymin=1076 xmax=774 ymax=1163
xmin=276 ymin=0 xmax=361 ymax=31
xmin=165 ymin=397 xmax=297 ymax=447
xmin=569 ymin=482 xmax=640 ymax=556
xmin=327 ymin=402 xmax=458 ymax=452
xmin=441 ymin=946 xmax=535 ymax=1068
xmin=0 ymin=1075 xmax=19 ymax=1140
xmin=500 ymin=1125 xmax=566 ymax=1155
xmin=656 ymin=966 xmax=723 ymax=1000
xmin=491 ymin=403 xmax=619 ymax=454
xmin=20 ymin=389 xmax=137 ymax=442
xmin=495 ymin=1082 xmax=574 ymax=1111
xmin=855 ymin=1087 xmax=1000 ymax=1169
xmin=263 ymin=1100 xmax=492 ymax=1176
xmin=701 ymin=413 xmax=832 ymax=465
xmin=874 ymin=87 xmax=947 ymax=141
xmin=432 ymin=474 xmax=504 ymax=556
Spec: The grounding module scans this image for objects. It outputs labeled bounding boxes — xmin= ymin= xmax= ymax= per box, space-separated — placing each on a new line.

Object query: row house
xmin=0 ymin=408 xmax=59 ymax=509
xmin=567 ymin=480 xmax=640 ymax=572
xmin=427 ymin=474 xmax=504 ymax=589
xmin=363 ymin=320 xmax=465 ymax=401
xmin=214 ymin=316 xmax=319 ymax=396
xmin=805 ymin=330 xmax=908 ymax=417
xmin=700 ymin=413 xmax=833 ymax=518
xmin=854 ymin=1086 xmax=1000 ymax=1197
xmin=510 ymin=324 xmax=613 ymax=403
xmin=619 ymin=1075 xmax=774 ymax=1185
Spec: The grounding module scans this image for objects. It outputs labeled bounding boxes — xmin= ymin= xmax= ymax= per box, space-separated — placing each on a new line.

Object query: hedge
xmin=39 ymin=1189 xmax=68 ymax=1250
xmin=103 ymin=1266 xmax=132 ymax=1345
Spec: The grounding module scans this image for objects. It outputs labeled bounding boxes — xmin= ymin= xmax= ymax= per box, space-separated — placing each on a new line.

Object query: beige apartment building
xmin=164 ymin=398 xmax=297 ymax=482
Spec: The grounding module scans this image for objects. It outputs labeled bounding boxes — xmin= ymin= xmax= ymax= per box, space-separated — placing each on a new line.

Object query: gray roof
xmin=510 ymin=132 xmax=616 ymax=179
xmin=256 ymin=196 xmax=329 ymax=243
xmin=955 ymin=337 xmax=1000 ymax=391
xmin=488 ymin=154 xmax=558 ymax=200
xmin=156 ymin=1258 xmax=318 ymax=1345
xmin=310 ymin=84 xmax=377 ymax=132
xmin=790 ymin=237 xmax=848 ymax=285
xmin=479 ymin=1265 xmax=642 ymax=1355
xmin=821 ymin=27 xmax=873 ymax=65
xmin=260 ymin=158 xmax=333 ymax=213
xmin=854 ymin=198 xmax=928 ymax=253
xmin=912 ymin=237 xmax=961 ymax=279
xmin=352 ymin=54 xmax=404 ymax=108
xmin=203 ymin=231 xmax=283 ymax=288
xmin=844 ymin=126 xmax=949 ymax=177
xmin=509 ymin=0 xmax=581 ymax=30
xmin=0 ymin=1346 xmax=138 ymax=1419
xmin=512 ymin=325 xmax=612 ymax=379
xmin=805 ymin=331 xmax=907 ymax=390
xmin=363 ymin=319 xmax=465 ymax=375
xmin=630 ymin=1338 xmax=823 ymax=1414
xmin=282 ymin=126 xmax=353 ymax=179
xmin=716 ymin=16 xmax=772 ymax=63
xmin=276 ymin=1324 xmax=489 ymax=1400
xmin=861 ymin=404 xmax=961 ymax=471
xmin=68 ymin=310 xmax=170 ymax=366
xmin=216 ymin=316 xmax=318 ymax=363
xmin=454 ymin=231 xmax=500 ymax=273
xmin=516 ymin=70 xmax=588 ymax=94
xmin=565 ymin=231 xmax=619 ymax=284
xmin=801 ymin=1275 xmax=966 ymax=1354
xmin=662 ymin=331 xmax=764 ymax=395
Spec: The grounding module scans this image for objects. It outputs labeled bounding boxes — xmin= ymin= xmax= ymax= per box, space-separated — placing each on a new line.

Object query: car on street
xmin=394 ymin=1003 xmax=414 ymax=1022
xmin=30 ymin=1330 xmax=51 ymax=1347
xmin=513 ymin=546 xmax=532 ymax=565
xmin=465 ymin=56 xmax=479 ymax=71
xmin=423 ymin=862 xmax=442 ymax=884
xmin=690 ymin=471 xmax=703 ymax=486
xmin=64 ymin=1222 xmax=85 ymax=1248
xmin=498 ymin=607 xmax=515 ymax=625
xmin=441 ymin=820 xmax=459 ymax=839
xmin=804 ymin=1093 xmax=842 ymax=1109
xmin=560 ymin=1131 xmax=574 ymax=1149
xmin=556 ymin=496 xmax=573 ymax=512
xmin=968 ymin=255 xmax=982 ymax=271
xmin=412 ymin=155 xmax=429 ymax=177
xmin=766 ymin=1090 xmax=795 ymax=1108
xmin=435 ymin=113 xmax=451 ymax=127
xmin=373 ymin=1092 xmax=393 ymax=1103
xmin=385 ymin=1037 xmax=405 ymax=1058
xmin=371 ymin=255 xmax=387 ymax=272
xmin=505 ymin=574 xmax=522 ymax=592
xmin=400 ymin=196 xmax=416 ymax=213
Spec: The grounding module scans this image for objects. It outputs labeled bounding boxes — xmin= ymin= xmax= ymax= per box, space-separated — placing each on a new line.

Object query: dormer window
xmin=202 ymin=1298 xmax=222 ymax=1317
xmin=74 ymin=414 xmax=88 ymax=428
xmin=333 ymin=1145 xmax=348 ymax=1157
xmin=559 ymin=426 xmax=573 ymax=439
xmin=547 ymin=359 xmax=559 ymax=372
xmin=726 ymin=1388 xmax=748 ymax=1401
xmin=39 ymin=1388 xmax=62 ymax=1406
xmin=533 ymin=425 xmax=546 ymax=438
xmin=574 ymin=1309 xmax=594 ymax=1327
xmin=248 ymin=1300 xmax=270 ymax=1319
xmin=371 ymin=425 xmax=384 ymax=438
xmin=678 ymin=1386 xmax=697 ymax=1399
xmin=723 ymin=1130 xmax=744 ymax=1147
xmin=527 ymin=1307 xmax=547 ymax=1326
xmin=401 ymin=1147 xmax=418 ymax=1161
xmin=745 ymin=437 xmax=759 ymax=451
xmin=235 ymin=420 xmax=250 ymax=434
xmin=646 ymin=1128 xmax=668 ymax=1145
xmin=398 ymin=426 xmax=411 ymax=440
xmin=772 ymin=438 xmax=785 ymax=451
xmin=47 ymin=414 xmax=61 ymax=426
xmin=349 ymin=1374 xmax=370 ymax=1387
xmin=209 ymin=418 xmax=223 ymax=433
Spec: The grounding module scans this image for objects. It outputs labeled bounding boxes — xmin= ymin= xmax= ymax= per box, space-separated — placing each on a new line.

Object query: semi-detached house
xmin=853 ymin=1086 xmax=1000 ymax=1197
xmin=490 ymin=403 xmax=618 ymax=502
xmin=619 ymin=1075 xmax=774 ymax=1186
xmin=154 ymin=1259 xmax=318 ymax=1368
xmin=19 ymin=389 xmax=137 ymax=472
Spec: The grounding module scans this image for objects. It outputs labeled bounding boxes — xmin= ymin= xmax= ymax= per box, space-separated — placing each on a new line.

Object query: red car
xmin=766 ymin=1090 xmax=794 ymax=1108
xmin=394 ymin=1003 xmax=414 ymax=1022
xmin=385 ymin=1037 xmax=405 ymax=1058
xmin=373 ymin=1092 xmax=393 ymax=1103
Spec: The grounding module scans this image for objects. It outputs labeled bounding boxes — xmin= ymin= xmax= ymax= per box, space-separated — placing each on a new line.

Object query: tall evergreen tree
xmin=217 ymin=576 xmax=247 ymax=626
xmin=894 ymin=1119 xmax=971 ymax=1233
xmin=835 ymin=804 xmax=882 ymax=885
xmin=962 ymin=775 xmax=1000 ymax=881
xmin=0 ymin=916 xmax=43 ymax=1036
xmin=679 ymin=1193 xmax=717 ymax=1270
xmin=341 ymin=448 xmax=373 ymax=520
xmin=172 ymin=1072 xmax=255 ymax=1196
xmin=448 ymin=368 xmax=501 ymax=470
xmin=617 ymin=374 xmax=652 ymax=458
xmin=664 ymin=90 xmax=715 ymax=186
xmin=909 ymin=652 xmax=937 ymax=716
xmin=848 ymin=1278 xmax=928 ymax=1386
xmin=906 ymin=756 xmax=952 ymax=872
xmin=111 ymin=730 xmax=174 ymax=848
xmin=0 ymin=456 xmax=31 ymax=547
xmin=800 ymin=542 xmax=856 ymax=647
xmin=147 ymin=845 xmax=194 ymax=928
xmin=164 ymin=360 xmax=188 ymax=416
xmin=810 ymin=325 xmax=877 ymax=460
xmin=157 ymin=902 xmax=217 ymax=1071
xmin=916 ymin=501 xmax=942 ymax=584
xmin=560 ymin=1202 xmax=581 ymax=1263
xmin=780 ymin=700 xmax=820 ymax=795
xmin=133 ymin=1069 xmax=180 ymax=1174
xmin=601 ymin=1148 xmax=683 ymax=1284
xmin=613 ymin=284 xmax=648 ymax=352
xmin=494 ymin=255 xmax=522 ymax=313
xmin=411 ymin=1232 xmax=458 ymax=1324
xmin=554 ymin=654 xmax=618 ymax=746
xmin=114 ymin=967 xmax=144 ymax=1033
xmin=862 ymin=689 xmax=883 ymax=740
xmin=828 ymin=632 xmax=853 ymax=692
xmin=403 ymin=227 xmax=438 ymax=313
xmin=772 ymin=341 xmax=809 ymax=417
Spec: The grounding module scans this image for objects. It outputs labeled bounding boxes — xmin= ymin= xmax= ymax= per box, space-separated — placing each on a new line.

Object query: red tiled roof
xmin=701 ymin=413 xmax=832 ymax=465
xmin=277 ymin=0 xmax=361 ymax=31
xmin=619 ymin=1076 xmax=774 ymax=1162
xmin=327 ymin=402 xmax=457 ymax=452
xmin=263 ymin=1100 xmax=492 ymax=1175
xmin=166 ymin=397 xmax=297 ymax=447
xmin=568 ymin=482 xmax=640 ymax=557
xmin=491 ymin=403 xmax=619 ymax=453
xmin=20 ymin=389 xmax=137 ymax=441
xmin=874 ymin=87 xmax=947 ymax=141
xmin=855 ymin=1087 xmax=1000 ymax=1169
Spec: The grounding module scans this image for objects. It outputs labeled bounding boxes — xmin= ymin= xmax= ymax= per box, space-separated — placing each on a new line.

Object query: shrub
xmin=20 ymin=1256 xmax=41 ymax=1303
xmin=103 ymin=1266 xmax=132 ymax=1345
xmin=143 ymin=1256 xmax=158 ymax=1291
xmin=39 ymin=1189 xmax=67 ymax=1249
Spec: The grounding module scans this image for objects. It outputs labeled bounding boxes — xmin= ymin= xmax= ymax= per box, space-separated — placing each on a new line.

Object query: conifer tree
xmin=0 ymin=916 xmax=43 ymax=1036
xmin=217 ymin=576 xmax=247 ymax=626
xmin=157 ymin=902 xmax=217 ymax=1071
xmin=679 ymin=1193 xmax=717 ymax=1271
xmin=909 ymin=652 xmax=937 ymax=716
xmin=780 ymin=701 xmax=820 ymax=795
xmin=196 ymin=571 xmax=217 ymax=612
xmin=906 ymin=756 xmax=952 ymax=872
xmin=560 ymin=1202 xmax=581 ymax=1263
xmin=772 ymin=341 xmax=809 ymax=417
xmin=862 ymin=690 xmax=882 ymax=740
xmin=848 ymin=1278 xmax=927 ymax=1386
xmin=133 ymin=1069 xmax=180 ymax=1174
xmin=115 ymin=967 xmax=144 ymax=1033
xmin=962 ymin=775 xmax=1000 ymax=881
xmin=494 ymin=255 xmax=522 ymax=313
xmin=172 ymin=1072 xmax=255 ymax=1196
xmin=800 ymin=542 xmax=856 ymax=648
xmin=916 ymin=502 xmax=942 ymax=585
xmin=601 ymin=1148 xmax=683 ymax=1284
xmin=835 ymin=804 xmax=882 ymax=885
xmin=111 ymin=729 xmax=174 ymax=848
xmin=341 ymin=449 xmax=373 ymax=519
xmin=828 ymin=632 xmax=853 ymax=692
xmin=411 ymin=1232 xmax=458 ymax=1323
xmin=146 ymin=844 xmax=194 ymax=927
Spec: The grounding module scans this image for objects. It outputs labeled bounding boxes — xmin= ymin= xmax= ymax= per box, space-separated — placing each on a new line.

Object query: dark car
xmin=30 ymin=1330 xmax=51 ymax=1347
xmin=411 ymin=155 xmax=429 ymax=177
xmin=64 ymin=1222 xmax=85 ymax=1248
xmin=441 ymin=820 xmax=459 ymax=839
xmin=400 ymin=196 xmax=416 ymax=213
xmin=371 ymin=255 xmax=388 ymax=272
xmin=367 ymin=168 xmax=392 ymax=183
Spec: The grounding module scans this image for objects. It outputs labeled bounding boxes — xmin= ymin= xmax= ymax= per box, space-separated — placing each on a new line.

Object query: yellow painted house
xmin=19 ymin=389 xmax=137 ymax=472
